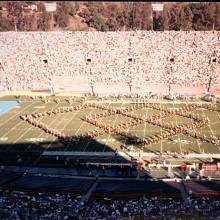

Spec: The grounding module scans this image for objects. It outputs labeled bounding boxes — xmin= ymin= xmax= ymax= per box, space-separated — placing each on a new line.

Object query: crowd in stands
xmin=0 ymin=189 xmax=220 ymax=219
xmin=0 ymin=31 xmax=219 ymax=93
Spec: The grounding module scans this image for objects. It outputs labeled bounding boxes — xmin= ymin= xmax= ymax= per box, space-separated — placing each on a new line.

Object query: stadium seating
xmin=0 ymin=31 xmax=219 ymax=94
xmin=7 ymin=175 xmax=95 ymax=193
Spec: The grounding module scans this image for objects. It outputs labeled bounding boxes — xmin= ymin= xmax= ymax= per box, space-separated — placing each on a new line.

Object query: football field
xmin=0 ymin=95 xmax=220 ymax=166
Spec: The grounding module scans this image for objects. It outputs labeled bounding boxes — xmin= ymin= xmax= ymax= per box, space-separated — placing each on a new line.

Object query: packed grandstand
xmin=0 ymin=31 xmax=220 ymax=95
xmin=0 ymin=2 xmax=220 ymax=220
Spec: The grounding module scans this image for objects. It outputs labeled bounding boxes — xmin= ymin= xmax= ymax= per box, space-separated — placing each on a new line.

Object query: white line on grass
xmin=110 ymin=102 xmax=125 ymax=152
xmin=0 ymin=102 xmax=34 ymax=128
xmin=7 ymin=102 xmax=56 ymax=148
xmin=59 ymin=104 xmax=89 ymax=152
xmin=1 ymin=102 xmax=44 ymax=139
xmin=216 ymin=110 xmax=220 ymax=121
xmin=105 ymin=110 xmax=119 ymax=150
xmin=173 ymin=101 xmax=182 ymax=154
xmin=187 ymin=104 xmax=202 ymax=154
xmin=201 ymin=108 xmax=218 ymax=154
xmin=40 ymin=109 xmax=72 ymax=150
xmin=22 ymin=103 xmax=61 ymax=152
xmin=32 ymin=105 xmax=72 ymax=165
xmin=66 ymin=105 xmax=98 ymax=152
xmin=159 ymin=101 xmax=163 ymax=154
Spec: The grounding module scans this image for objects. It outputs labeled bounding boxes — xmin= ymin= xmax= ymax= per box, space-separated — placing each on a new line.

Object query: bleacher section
xmin=1 ymin=173 xmax=220 ymax=200
xmin=0 ymin=172 xmax=22 ymax=186
xmin=0 ymin=31 xmax=219 ymax=94
xmin=183 ymin=180 xmax=220 ymax=197
xmin=6 ymin=175 xmax=95 ymax=194
xmin=92 ymin=179 xmax=182 ymax=199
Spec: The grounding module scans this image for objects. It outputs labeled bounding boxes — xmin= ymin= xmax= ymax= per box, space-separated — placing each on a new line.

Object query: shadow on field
xmin=112 ymin=134 xmax=158 ymax=154
xmin=0 ymin=135 xmax=143 ymax=177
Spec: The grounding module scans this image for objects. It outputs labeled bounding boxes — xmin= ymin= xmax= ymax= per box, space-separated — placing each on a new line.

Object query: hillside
xmin=0 ymin=2 xmax=220 ymax=31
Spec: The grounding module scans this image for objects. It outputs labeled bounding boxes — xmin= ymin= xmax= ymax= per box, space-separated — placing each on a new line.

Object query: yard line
xmin=21 ymin=104 xmax=59 ymax=152
xmin=159 ymin=101 xmax=163 ymax=154
xmin=201 ymin=108 xmax=220 ymax=154
xmin=62 ymin=103 xmax=91 ymax=151
xmin=32 ymin=106 xmax=73 ymax=165
xmin=187 ymin=103 xmax=202 ymax=154
xmin=5 ymin=102 xmax=58 ymax=152
xmin=143 ymin=106 xmax=155 ymax=154
xmin=28 ymin=111 xmax=72 ymax=165
xmin=1 ymin=102 xmax=45 ymax=138
xmin=144 ymin=106 xmax=148 ymax=141
xmin=83 ymin=103 xmax=113 ymax=152
xmin=105 ymin=105 xmax=119 ymax=149
xmin=201 ymin=108 xmax=215 ymax=139
xmin=0 ymin=102 xmax=34 ymax=128
xmin=66 ymin=104 xmax=98 ymax=152
xmin=103 ymin=102 xmax=121 ymax=152
xmin=60 ymin=106 xmax=83 ymax=134
xmin=216 ymin=110 xmax=220 ymax=121
xmin=7 ymin=103 xmax=57 ymax=146
xmin=82 ymin=108 xmax=99 ymax=152
xmin=173 ymin=101 xmax=182 ymax=154
xmin=144 ymin=109 xmax=147 ymax=138
xmin=81 ymin=103 xmax=111 ymax=153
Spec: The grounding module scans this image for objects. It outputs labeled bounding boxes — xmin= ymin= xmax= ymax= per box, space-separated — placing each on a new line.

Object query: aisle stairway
xmin=80 ymin=178 xmax=99 ymax=204
xmin=179 ymin=181 xmax=189 ymax=204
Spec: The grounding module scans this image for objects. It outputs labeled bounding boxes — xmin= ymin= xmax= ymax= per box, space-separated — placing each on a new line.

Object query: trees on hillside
xmin=6 ymin=2 xmax=23 ymax=31
xmin=164 ymin=3 xmax=220 ymax=31
xmin=37 ymin=12 xmax=51 ymax=31
xmin=54 ymin=2 xmax=70 ymax=28
xmin=0 ymin=2 xmax=220 ymax=31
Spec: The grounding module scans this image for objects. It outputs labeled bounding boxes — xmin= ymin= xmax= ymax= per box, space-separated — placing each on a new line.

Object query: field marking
xmin=62 ymin=103 xmax=90 ymax=151
xmin=173 ymin=102 xmax=182 ymax=154
xmin=79 ymin=103 xmax=111 ymax=153
xmin=0 ymin=102 xmax=34 ymax=128
xmin=1 ymin=104 xmax=42 ymax=139
xmin=5 ymin=103 xmax=58 ymax=152
xmin=206 ymin=111 xmax=220 ymax=137
xmin=0 ymin=102 xmax=42 ymax=145
xmin=5 ymin=102 xmax=55 ymax=147
xmin=32 ymin=106 xmax=72 ymax=165
xmin=34 ymin=106 xmax=45 ymax=109
xmin=144 ymin=108 xmax=148 ymax=139
xmin=72 ymin=109 xmax=93 ymax=151
xmin=22 ymin=103 xmax=61 ymax=152
xmin=201 ymin=108 xmax=219 ymax=154
xmin=186 ymin=103 xmax=203 ymax=154
xmin=82 ymin=108 xmax=100 ymax=152
xmin=86 ymin=103 xmax=112 ymax=152
xmin=159 ymin=101 xmax=163 ymax=154
xmin=25 ymin=138 xmax=46 ymax=142
xmin=114 ymin=102 xmax=128 ymax=151
xmin=190 ymin=108 xmax=202 ymax=153
xmin=2 ymin=99 xmax=219 ymax=159
xmin=216 ymin=110 xmax=220 ymax=121
xmin=65 ymin=105 xmax=98 ymax=152
xmin=215 ymin=110 xmax=220 ymax=137
xmin=103 ymin=104 xmax=120 ymax=151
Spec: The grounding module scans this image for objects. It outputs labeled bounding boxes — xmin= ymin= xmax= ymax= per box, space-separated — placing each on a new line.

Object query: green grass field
xmin=0 ymin=95 xmax=220 ymax=166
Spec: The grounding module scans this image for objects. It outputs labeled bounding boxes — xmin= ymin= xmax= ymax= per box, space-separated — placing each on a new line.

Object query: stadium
xmin=0 ymin=2 xmax=220 ymax=220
